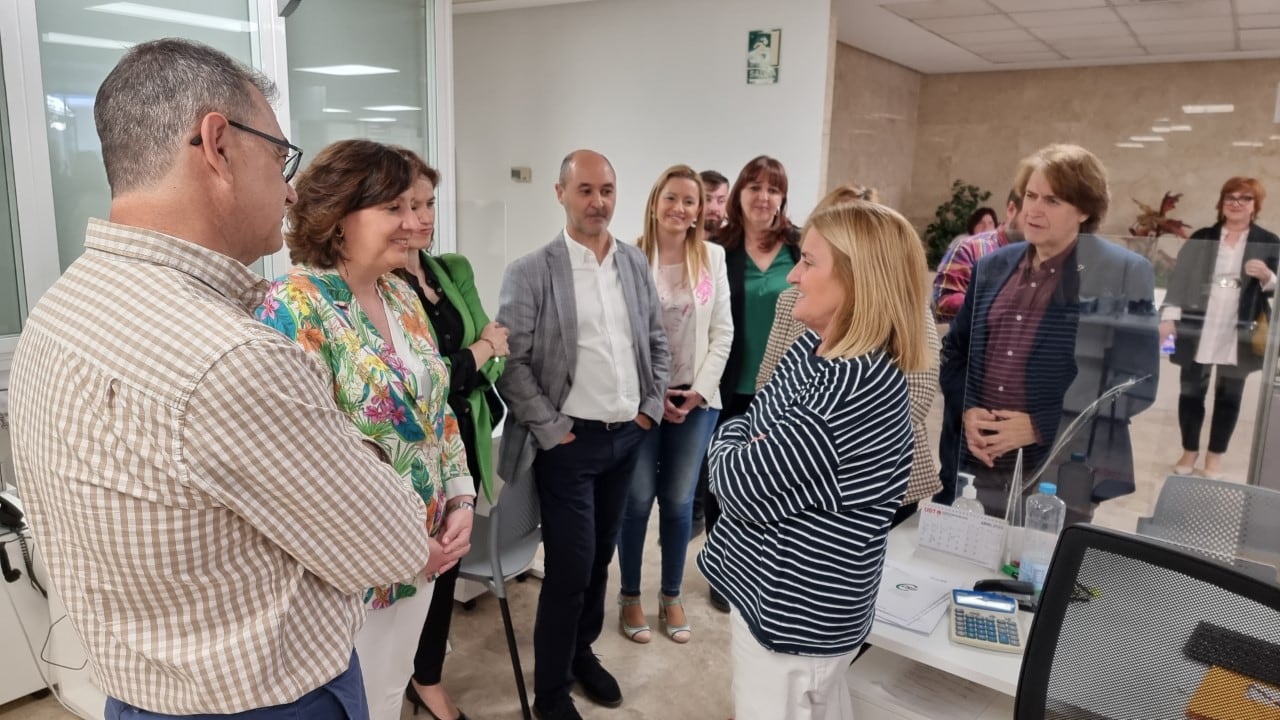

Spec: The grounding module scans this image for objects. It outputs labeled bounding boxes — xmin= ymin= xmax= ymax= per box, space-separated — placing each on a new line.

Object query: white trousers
xmin=730 ymin=609 xmax=859 ymax=720
xmin=353 ymin=579 xmax=436 ymax=720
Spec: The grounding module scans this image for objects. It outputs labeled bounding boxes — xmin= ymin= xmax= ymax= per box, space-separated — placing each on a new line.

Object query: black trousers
xmin=411 ymin=560 xmax=460 ymax=686
xmin=531 ymin=420 xmax=645 ymax=704
xmin=702 ymin=392 xmax=754 ymax=536
xmin=1179 ymin=361 xmax=1249 ymax=455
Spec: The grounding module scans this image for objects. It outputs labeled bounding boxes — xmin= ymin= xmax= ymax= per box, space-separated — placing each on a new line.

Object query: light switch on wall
xmin=511 ymin=166 xmax=532 ymax=183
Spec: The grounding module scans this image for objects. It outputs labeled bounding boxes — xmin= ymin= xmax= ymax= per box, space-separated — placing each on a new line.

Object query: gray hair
xmin=94 ymin=38 xmax=276 ymax=195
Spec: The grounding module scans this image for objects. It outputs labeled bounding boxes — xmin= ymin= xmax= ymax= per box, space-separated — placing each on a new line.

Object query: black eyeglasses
xmin=190 ymin=119 xmax=303 ymax=182
xmin=1223 ymin=194 xmax=1256 ymax=206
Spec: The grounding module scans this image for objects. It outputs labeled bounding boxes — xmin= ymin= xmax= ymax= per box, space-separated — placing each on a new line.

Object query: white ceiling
xmin=837 ymin=0 xmax=1280 ymax=73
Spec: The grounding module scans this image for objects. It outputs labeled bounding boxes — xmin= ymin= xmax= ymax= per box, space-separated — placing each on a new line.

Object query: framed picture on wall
xmin=747 ymin=28 xmax=780 ymax=85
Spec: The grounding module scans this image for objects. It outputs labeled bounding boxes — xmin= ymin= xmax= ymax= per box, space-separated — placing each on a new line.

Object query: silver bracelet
xmin=450 ymin=500 xmax=476 ymax=513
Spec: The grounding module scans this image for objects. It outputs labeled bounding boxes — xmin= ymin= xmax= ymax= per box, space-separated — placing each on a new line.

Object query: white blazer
xmin=650 ymin=242 xmax=734 ymax=410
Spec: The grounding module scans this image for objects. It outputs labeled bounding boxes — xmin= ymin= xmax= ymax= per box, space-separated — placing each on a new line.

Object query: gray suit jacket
xmin=495 ymin=233 xmax=670 ymax=485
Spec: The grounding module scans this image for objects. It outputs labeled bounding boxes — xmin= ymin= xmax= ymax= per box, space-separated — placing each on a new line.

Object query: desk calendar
xmin=916 ymin=501 xmax=1007 ymax=570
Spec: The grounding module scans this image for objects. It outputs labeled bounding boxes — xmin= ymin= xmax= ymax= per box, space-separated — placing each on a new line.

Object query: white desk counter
xmin=866 ymin=515 xmax=1030 ymax=697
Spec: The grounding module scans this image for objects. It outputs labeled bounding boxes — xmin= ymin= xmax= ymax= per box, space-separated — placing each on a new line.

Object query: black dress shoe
xmin=404 ymin=682 xmax=470 ymax=720
xmin=572 ymin=652 xmax=622 ymax=707
xmin=709 ymin=587 xmax=730 ymax=613
xmin=533 ymin=695 xmax=583 ymax=720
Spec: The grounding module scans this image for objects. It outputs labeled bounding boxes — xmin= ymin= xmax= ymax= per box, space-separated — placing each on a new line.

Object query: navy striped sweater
xmin=697 ymin=331 xmax=912 ymax=656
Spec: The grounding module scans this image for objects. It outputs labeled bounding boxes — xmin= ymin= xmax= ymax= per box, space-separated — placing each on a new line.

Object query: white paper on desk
xmin=875 ymin=562 xmax=952 ymax=624
xmin=856 ymin=654 xmax=994 ymax=720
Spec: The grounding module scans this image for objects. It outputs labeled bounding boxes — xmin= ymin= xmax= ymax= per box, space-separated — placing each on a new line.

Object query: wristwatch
xmin=451 ymin=500 xmax=476 ymax=513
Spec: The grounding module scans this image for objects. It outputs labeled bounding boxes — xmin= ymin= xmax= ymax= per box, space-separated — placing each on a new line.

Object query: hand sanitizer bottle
xmin=953 ymin=472 xmax=985 ymax=516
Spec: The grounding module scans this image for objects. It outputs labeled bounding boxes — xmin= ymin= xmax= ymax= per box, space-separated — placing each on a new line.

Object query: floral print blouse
xmin=256 ymin=267 xmax=472 ymax=609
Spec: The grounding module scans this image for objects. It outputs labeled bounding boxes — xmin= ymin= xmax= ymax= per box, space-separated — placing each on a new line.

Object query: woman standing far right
xmin=699 ymin=201 xmax=928 ymax=720
xmin=1162 ymin=177 xmax=1280 ymax=480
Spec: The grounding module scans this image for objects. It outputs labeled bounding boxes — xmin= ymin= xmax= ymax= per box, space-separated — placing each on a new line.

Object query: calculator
xmin=948 ymin=589 xmax=1023 ymax=653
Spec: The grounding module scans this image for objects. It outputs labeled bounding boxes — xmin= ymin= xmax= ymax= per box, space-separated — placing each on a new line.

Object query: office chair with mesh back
xmin=1137 ymin=474 xmax=1280 ymax=583
xmin=1015 ymin=525 xmax=1280 ymax=720
xmin=457 ymin=475 xmax=541 ymax=720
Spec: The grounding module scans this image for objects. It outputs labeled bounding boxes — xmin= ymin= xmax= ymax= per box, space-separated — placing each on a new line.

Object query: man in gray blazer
xmin=496 ymin=149 xmax=669 ymax=720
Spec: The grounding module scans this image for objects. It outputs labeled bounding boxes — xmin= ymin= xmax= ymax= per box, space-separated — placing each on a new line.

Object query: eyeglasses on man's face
xmin=1223 ymin=194 xmax=1256 ymax=206
xmin=189 ymin=119 xmax=303 ymax=182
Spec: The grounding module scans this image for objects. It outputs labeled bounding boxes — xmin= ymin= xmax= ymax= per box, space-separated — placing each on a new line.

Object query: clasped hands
xmin=662 ymin=389 xmax=704 ymax=424
xmin=423 ymin=497 xmax=474 ymax=579
xmin=963 ymin=408 xmax=1036 ymax=467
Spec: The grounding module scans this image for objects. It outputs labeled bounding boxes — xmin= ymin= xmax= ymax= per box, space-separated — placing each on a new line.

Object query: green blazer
xmin=420 ymin=252 xmax=506 ymax=500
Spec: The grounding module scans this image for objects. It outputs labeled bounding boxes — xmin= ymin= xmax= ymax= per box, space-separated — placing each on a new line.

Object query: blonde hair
xmin=817 ymin=183 xmax=880 ymax=208
xmin=805 ymin=201 xmax=930 ymax=371
xmin=637 ymin=165 xmax=709 ymax=284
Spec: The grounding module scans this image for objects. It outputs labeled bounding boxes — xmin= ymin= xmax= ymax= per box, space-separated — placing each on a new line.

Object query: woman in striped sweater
xmin=697 ymin=201 xmax=930 ymax=720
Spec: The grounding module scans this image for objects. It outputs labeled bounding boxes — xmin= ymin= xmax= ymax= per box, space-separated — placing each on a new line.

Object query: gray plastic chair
xmin=1136 ymin=474 xmax=1280 ymax=583
xmin=457 ymin=474 xmax=541 ymax=720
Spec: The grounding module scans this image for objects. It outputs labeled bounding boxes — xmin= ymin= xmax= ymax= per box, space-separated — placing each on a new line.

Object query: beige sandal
xmin=618 ymin=594 xmax=651 ymax=644
xmin=659 ymin=593 xmax=691 ymax=644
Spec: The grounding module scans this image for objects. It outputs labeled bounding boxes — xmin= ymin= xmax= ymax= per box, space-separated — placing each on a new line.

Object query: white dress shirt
xmin=560 ymin=229 xmax=641 ymax=422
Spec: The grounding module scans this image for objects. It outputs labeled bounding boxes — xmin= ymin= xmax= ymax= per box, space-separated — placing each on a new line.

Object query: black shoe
xmin=533 ymin=695 xmax=583 ymax=720
xmin=404 ymin=682 xmax=470 ymax=720
xmin=572 ymin=651 xmax=622 ymax=708
xmin=689 ymin=516 xmax=706 ymax=539
xmin=709 ymin=587 xmax=730 ymax=613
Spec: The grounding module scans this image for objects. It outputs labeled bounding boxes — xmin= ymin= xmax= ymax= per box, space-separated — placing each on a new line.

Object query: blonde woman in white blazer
xmin=617 ymin=165 xmax=733 ymax=645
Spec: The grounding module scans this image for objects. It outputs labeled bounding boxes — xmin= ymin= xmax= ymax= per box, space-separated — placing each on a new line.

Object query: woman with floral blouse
xmin=256 ymin=139 xmax=473 ymax=720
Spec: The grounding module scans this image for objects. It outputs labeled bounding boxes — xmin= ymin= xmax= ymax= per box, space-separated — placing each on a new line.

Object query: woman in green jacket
xmin=396 ymin=150 xmax=509 ymax=720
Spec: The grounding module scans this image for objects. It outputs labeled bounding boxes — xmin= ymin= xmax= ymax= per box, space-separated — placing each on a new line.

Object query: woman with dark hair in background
xmin=701 ymin=155 xmax=799 ymax=613
xmin=394 ymin=149 xmax=509 ymax=720
xmin=967 ymin=206 xmax=998 ymax=237
xmin=1162 ymin=177 xmax=1279 ymax=480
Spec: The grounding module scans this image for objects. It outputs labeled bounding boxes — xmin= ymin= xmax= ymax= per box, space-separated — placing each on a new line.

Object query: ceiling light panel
xmin=1241 ymin=28 xmax=1280 ymax=49
xmin=882 ymin=0 xmax=996 ymax=20
xmin=1116 ymin=142 xmax=1145 ymax=148
xmin=1009 ymin=8 xmax=1119 ymax=27
xmin=295 ymin=64 xmax=399 ymax=76
xmin=363 ymin=105 xmax=420 ymax=112
xmin=1238 ymin=13 xmax=1280 ymax=28
xmin=989 ymin=0 xmax=1106 ymax=11
xmin=1232 ymin=141 xmax=1265 ymax=147
xmin=1115 ymin=0 xmax=1229 ymax=22
xmin=1129 ymin=17 xmax=1232 ymax=35
xmin=918 ymin=14 xmax=1017 ymax=33
xmin=86 ymin=3 xmax=255 ymax=32
xmin=1182 ymin=104 xmax=1235 ymax=113
xmin=1235 ymin=0 xmax=1280 ymax=14
xmin=1028 ymin=22 xmax=1132 ymax=39
xmin=41 ymin=32 xmax=134 ymax=49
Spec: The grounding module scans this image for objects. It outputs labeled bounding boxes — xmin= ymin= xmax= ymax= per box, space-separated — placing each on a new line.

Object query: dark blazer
xmin=719 ymin=228 xmax=801 ymax=403
xmin=1163 ymin=223 xmax=1280 ymax=374
xmin=939 ymin=234 xmax=1160 ymax=481
xmin=494 ymin=233 xmax=670 ymax=486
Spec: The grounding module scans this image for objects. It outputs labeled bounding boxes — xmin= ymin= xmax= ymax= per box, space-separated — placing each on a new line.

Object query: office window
xmin=34 ymin=1 xmax=257 ymax=271
xmin=0 ymin=56 xmax=21 ymax=337
xmin=285 ymin=0 xmax=438 ymax=179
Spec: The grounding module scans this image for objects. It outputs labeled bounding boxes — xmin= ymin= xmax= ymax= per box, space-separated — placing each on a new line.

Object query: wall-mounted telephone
xmin=0 ymin=493 xmax=22 ymax=530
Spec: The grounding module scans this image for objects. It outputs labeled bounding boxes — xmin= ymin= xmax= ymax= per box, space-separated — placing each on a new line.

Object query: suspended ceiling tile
xmin=1049 ymin=35 xmax=1141 ymax=51
xmin=1115 ymin=0 xmax=1230 ymax=22
xmin=882 ymin=0 xmax=997 ymax=20
xmin=942 ymin=27 xmax=1039 ymax=44
xmin=978 ymin=50 xmax=1064 ymax=62
xmin=1009 ymin=7 xmax=1120 ymax=27
xmin=917 ymin=14 xmax=1017 ymax=33
xmin=1060 ymin=46 xmax=1148 ymax=58
xmin=1128 ymin=16 xmax=1233 ymax=35
xmin=961 ymin=39 xmax=1054 ymax=54
xmin=988 ymin=0 xmax=1106 ymax=11
xmin=1235 ymin=0 xmax=1280 ymax=14
xmin=1238 ymin=13 xmax=1280 ymax=28
xmin=1028 ymin=21 xmax=1133 ymax=39
xmin=1240 ymin=27 xmax=1280 ymax=48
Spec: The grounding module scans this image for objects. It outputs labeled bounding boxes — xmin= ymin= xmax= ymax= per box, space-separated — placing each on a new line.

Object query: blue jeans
xmin=105 ymin=651 xmax=367 ymax=720
xmin=617 ymin=405 xmax=719 ymax=597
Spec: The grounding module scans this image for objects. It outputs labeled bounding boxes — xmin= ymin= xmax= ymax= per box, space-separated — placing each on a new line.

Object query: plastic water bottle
xmin=1160 ymin=333 xmax=1176 ymax=354
xmin=1019 ymin=482 xmax=1067 ymax=595
xmin=953 ymin=472 xmax=986 ymax=516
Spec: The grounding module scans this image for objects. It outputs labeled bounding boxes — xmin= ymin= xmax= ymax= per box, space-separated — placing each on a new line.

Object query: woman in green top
xmin=703 ymin=155 xmax=799 ymax=610
xmin=395 ymin=149 xmax=509 ymax=720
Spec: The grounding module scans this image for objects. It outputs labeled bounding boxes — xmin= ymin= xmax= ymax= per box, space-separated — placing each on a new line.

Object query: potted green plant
xmin=922 ymin=180 xmax=991 ymax=268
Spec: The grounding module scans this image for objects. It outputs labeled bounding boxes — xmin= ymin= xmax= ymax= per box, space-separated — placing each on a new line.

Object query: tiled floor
xmin=0 ymin=325 xmax=1262 ymax=720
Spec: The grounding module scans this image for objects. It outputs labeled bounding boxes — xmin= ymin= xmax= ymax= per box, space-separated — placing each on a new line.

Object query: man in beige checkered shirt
xmin=9 ymin=39 xmax=431 ymax=719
